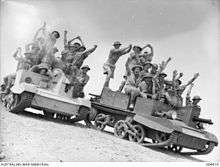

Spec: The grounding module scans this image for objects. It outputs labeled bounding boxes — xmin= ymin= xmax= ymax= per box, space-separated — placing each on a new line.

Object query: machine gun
xmin=193 ymin=117 xmax=213 ymax=125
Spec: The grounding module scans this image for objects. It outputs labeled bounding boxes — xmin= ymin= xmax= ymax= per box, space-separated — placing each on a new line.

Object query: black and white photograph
xmin=0 ymin=0 xmax=219 ymax=165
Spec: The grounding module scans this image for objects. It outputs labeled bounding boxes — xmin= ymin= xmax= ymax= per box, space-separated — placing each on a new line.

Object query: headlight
xmin=171 ymin=111 xmax=177 ymax=120
xmin=165 ymin=110 xmax=177 ymax=120
xmin=25 ymin=77 xmax=32 ymax=83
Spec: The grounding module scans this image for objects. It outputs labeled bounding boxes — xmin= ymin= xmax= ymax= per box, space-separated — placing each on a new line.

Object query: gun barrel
xmin=193 ymin=117 xmax=213 ymax=125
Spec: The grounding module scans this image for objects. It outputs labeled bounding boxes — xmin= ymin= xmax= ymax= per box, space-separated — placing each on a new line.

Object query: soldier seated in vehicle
xmin=150 ymin=63 xmax=158 ymax=76
xmin=13 ymin=47 xmax=33 ymax=71
xmin=141 ymin=44 xmax=154 ymax=62
xmin=71 ymin=65 xmax=90 ymax=98
xmin=124 ymin=65 xmax=143 ymax=110
xmin=139 ymin=73 xmax=156 ymax=98
xmin=139 ymin=62 xmax=152 ymax=79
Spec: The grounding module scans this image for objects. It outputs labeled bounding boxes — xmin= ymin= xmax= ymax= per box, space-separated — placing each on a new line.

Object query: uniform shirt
xmin=125 ymin=74 xmax=142 ymax=88
xmin=106 ymin=48 xmax=128 ymax=66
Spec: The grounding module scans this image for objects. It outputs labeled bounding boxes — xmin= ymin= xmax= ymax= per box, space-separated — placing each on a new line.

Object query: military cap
xmin=81 ymin=65 xmax=90 ymax=70
xmin=142 ymin=73 xmax=153 ymax=80
xmin=143 ymin=61 xmax=152 ymax=66
xmin=152 ymin=63 xmax=158 ymax=69
xmin=78 ymin=45 xmax=86 ymax=52
xmin=159 ymin=72 xmax=167 ymax=78
xmin=164 ymin=80 xmax=173 ymax=85
xmin=176 ymin=79 xmax=182 ymax=85
xmin=133 ymin=45 xmax=142 ymax=51
xmin=52 ymin=31 xmax=60 ymax=38
xmin=38 ymin=63 xmax=49 ymax=71
xmin=113 ymin=41 xmax=121 ymax=46
xmin=131 ymin=64 xmax=143 ymax=72
xmin=192 ymin=95 xmax=202 ymax=100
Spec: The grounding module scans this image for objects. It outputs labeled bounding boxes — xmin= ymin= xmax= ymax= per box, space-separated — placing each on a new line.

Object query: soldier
xmin=13 ymin=47 xmax=32 ymax=70
xmin=71 ymin=65 xmax=90 ymax=98
xmin=141 ymin=44 xmax=154 ymax=62
xmin=125 ymin=45 xmax=142 ymax=77
xmin=140 ymin=62 xmax=152 ymax=79
xmin=117 ymin=75 xmax=127 ymax=92
xmin=185 ymin=83 xmax=194 ymax=106
xmin=154 ymin=72 xmax=167 ymax=98
xmin=103 ymin=41 xmax=132 ymax=87
xmin=41 ymin=47 xmax=59 ymax=70
xmin=150 ymin=63 xmax=158 ymax=75
xmin=124 ymin=65 xmax=143 ymax=110
xmin=73 ymin=45 xmax=97 ymax=69
xmin=175 ymin=73 xmax=199 ymax=96
xmin=139 ymin=73 xmax=154 ymax=99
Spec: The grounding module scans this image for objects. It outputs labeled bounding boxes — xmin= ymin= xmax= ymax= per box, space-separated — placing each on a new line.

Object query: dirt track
xmin=0 ymin=104 xmax=202 ymax=162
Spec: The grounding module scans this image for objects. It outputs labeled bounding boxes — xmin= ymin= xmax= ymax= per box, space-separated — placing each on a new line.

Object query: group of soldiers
xmin=1 ymin=22 xmax=97 ymax=100
xmin=1 ymin=23 xmax=202 ymax=110
xmin=103 ymin=41 xmax=201 ymax=110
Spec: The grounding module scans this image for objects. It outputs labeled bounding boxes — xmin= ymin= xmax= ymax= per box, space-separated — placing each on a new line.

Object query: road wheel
xmin=128 ymin=124 xmax=145 ymax=143
xmin=114 ymin=120 xmax=128 ymax=139
xmin=94 ymin=113 xmax=107 ymax=131
xmin=9 ymin=92 xmax=33 ymax=114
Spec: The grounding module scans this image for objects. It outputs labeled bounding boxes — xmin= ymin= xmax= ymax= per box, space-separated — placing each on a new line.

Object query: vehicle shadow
xmin=13 ymin=109 xmax=204 ymax=162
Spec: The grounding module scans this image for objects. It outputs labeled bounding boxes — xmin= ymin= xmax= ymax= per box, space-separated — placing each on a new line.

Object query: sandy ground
xmin=0 ymin=104 xmax=203 ymax=162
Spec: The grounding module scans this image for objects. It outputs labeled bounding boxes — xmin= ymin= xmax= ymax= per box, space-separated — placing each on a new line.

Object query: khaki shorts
xmin=124 ymin=85 xmax=140 ymax=96
xmin=103 ymin=63 xmax=116 ymax=79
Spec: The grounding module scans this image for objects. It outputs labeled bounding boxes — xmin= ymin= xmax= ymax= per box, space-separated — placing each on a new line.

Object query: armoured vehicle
xmin=7 ymin=68 xmax=91 ymax=124
xmin=89 ymin=87 xmax=218 ymax=155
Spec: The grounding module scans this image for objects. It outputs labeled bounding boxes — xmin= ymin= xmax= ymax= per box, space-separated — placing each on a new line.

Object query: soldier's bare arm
xmin=184 ymin=73 xmax=199 ymax=87
xmin=64 ymin=30 xmax=68 ymax=46
xmin=118 ymin=45 xmax=132 ymax=55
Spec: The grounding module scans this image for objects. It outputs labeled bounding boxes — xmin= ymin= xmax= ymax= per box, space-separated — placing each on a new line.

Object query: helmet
xmin=159 ymin=72 xmax=167 ymax=78
xmin=192 ymin=95 xmax=202 ymax=100
xmin=142 ymin=73 xmax=153 ymax=80
xmin=81 ymin=65 xmax=90 ymax=70
xmin=113 ymin=41 xmax=121 ymax=46
xmin=131 ymin=64 xmax=143 ymax=72
xmin=133 ymin=45 xmax=142 ymax=51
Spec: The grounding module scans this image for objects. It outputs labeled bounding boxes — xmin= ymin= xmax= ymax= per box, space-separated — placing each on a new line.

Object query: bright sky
xmin=0 ymin=0 xmax=220 ymax=161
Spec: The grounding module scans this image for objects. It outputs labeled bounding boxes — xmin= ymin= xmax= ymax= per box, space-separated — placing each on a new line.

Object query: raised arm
xmin=186 ymin=83 xmax=194 ymax=97
xmin=119 ymin=44 xmax=132 ymax=55
xmin=64 ymin=30 xmax=68 ymax=46
xmin=33 ymin=22 xmax=46 ymax=41
xmin=154 ymin=57 xmax=172 ymax=78
xmin=184 ymin=73 xmax=199 ymax=87
xmin=142 ymin=44 xmax=153 ymax=55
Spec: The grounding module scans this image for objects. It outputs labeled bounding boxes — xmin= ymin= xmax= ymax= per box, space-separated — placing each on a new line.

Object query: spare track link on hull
xmin=141 ymin=132 xmax=177 ymax=148
xmin=9 ymin=92 xmax=34 ymax=114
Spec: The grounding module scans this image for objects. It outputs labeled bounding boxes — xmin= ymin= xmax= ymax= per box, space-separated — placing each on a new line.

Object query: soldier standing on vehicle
xmin=13 ymin=47 xmax=32 ymax=70
xmin=124 ymin=65 xmax=143 ymax=110
xmin=141 ymin=44 xmax=154 ymax=62
xmin=185 ymin=83 xmax=194 ymax=106
xmin=71 ymin=65 xmax=90 ymax=98
xmin=175 ymin=73 xmax=199 ymax=96
xmin=103 ymin=42 xmax=132 ymax=87
xmin=73 ymin=45 xmax=97 ymax=69
xmin=125 ymin=45 xmax=142 ymax=77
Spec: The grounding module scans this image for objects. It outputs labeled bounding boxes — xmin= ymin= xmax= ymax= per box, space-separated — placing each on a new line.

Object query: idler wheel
xmin=197 ymin=142 xmax=215 ymax=154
